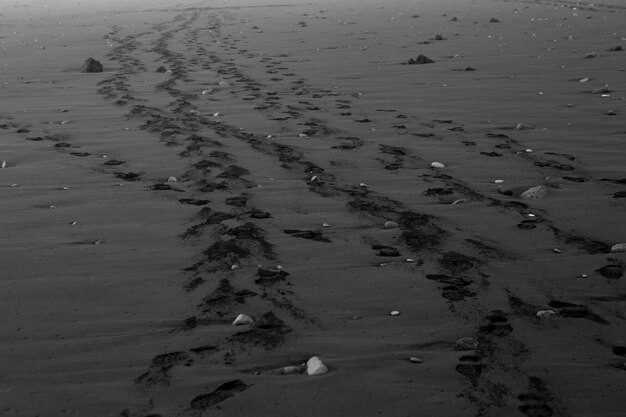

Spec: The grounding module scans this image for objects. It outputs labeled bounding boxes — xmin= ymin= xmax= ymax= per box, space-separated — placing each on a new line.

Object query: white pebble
xmin=233 ymin=314 xmax=254 ymax=326
xmin=306 ymin=356 xmax=328 ymax=376
xmin=390 ymin=310 xmax=400 ymax=316
xmin=1 ymin=160 xmax=6 ymax=168
xmin=359 ymin=182 xmax=371 ymax=188
xmin=494 ymin=179 xmax=504 ymax=184
xmin=167 ymin=176 xmax=178 ymax=182
xmin=231 ymin=264 xmax=240 ymax=270
xmin=430 ymin=162 xmax=446 ymax=169
xmin=409 ymin=357 xmax=423 ymax=363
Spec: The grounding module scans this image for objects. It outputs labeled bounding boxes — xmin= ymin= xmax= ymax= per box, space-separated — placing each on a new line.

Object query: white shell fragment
xmin=536 ymin=310 xmax=556 ymax=318
xmin=232 ymin=314 xmax=254 ymax=326
xmin=390 ymin=310 xmax=401 ymax=316
xmin=384 ymin=221 xmax=399 ymax=229
xmin=409 ymin=357 xmax=423 ymax=363
xmin=1 ymin=160 xmax=6 ymax=168
xmin=520 ymin=185 xmax=548 ymax=199
xmin=515 ymin=123 xmax=534 ymax=130
xmin=430 ymin=162 xmax=446 ymax=169
xmin=610 ymin=243 xmax=626 ymax=253
xmin=306 ymin=356 xmax=328 ymax=376
xmin=494 ymin=179 xmax=504 ymax=184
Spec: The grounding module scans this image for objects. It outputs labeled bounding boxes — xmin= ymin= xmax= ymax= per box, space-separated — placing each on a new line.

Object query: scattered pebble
xmin=1 ymin=160 xmax=6 ymax=168
xmin=430 ymin=162 xmax=446 ymax=169
xmin=409 ymin=357 xmax=423 ymax=364
xmin=390 ymin=310 xmax=401 ymax=316
xmin=520 ymin=185 xmax=548 ymax=199
xmin=580 ymin=274 xmax=589 ymax=279
xmin=322 ymin=223 xmax=331 ymax=228
xmin=306 ymin=356 xmax=328 ymax=376
xmin=553 ymin=248 xmax=563 ymax=254
xmin=231 ymin=264 xmax=240 ymax=270
xmin=451 ymin=199 xmax=468 ymax=205
xmin=167 ymin=176 xmax=178 ymax=182
xmin=494 ymin=179 xmax=504 ymax=184
xmin=584 ymin=52 xmax=597 ymax=59
xmin=359 ymin=182 xmax=371 ymax=188
xmin=607 ymin=110 xmax=616 ymax=116
xmin=233 ymin=314 xmax=254 ymax=326
xmin=611 ymin=243 xmax=626 ymax=253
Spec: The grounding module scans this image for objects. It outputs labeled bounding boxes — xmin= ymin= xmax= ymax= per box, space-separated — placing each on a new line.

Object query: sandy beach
xmin=1 ymin=0 xmax=624 ymax=416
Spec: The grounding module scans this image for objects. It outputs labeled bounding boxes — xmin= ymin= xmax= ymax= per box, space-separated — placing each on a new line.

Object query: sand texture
xmin=1 ymin=0 xmax=625 ymax=416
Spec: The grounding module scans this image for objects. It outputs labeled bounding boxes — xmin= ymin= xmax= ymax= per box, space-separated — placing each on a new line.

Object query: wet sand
xmin=1 ymin=0 xmax=625 ymax=416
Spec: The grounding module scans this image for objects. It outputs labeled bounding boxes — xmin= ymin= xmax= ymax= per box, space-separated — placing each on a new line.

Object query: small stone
xmin=584 ymin=52 xmax=597 ymax=59
xmin=390 ymin=310 xmax=401 ymax=316
xmin=306 ymin=356 xmax=328 ymax=376
xmin=82 ymin=57 xmax=103 ymax=73
xmin=359 ymin=182 xmax=371 ymax=188
xmin=553 ymin=248 xmax=562 ymax=254
xmin=520 ymin=185 xmax=548 ymax=199
xmin=430 ymin=162 xmax=446 ymax=169
xmin=455 ymin=337 xmax=479 ymax=351
xmin=611 ymin=243 xmax=626 ymax=253
xmin=578 ymin=77 xmax=590 ymax=83
xmin=384 ymin=221 xmax=399 ymax=229
xmin=278 ymin=365 xmax=304 ymax=375
xmin=536 ymin=309 xmax=556 ymax=318
xmin=608 ymin=45 xmax=623 ymax=52
xmin=167 ymin=176 xmax=178 ymax=182
xmin=580 ymin=274 xmax=589 ymax=278
xmin=494 ymin=179 xmax=504 ymax=184
xmin=515 ymin=123 xmax=534 ymax=130
xmin=592 ymin=87 xmax=611 ymax=94
xmin=408 ymin=54 xmax=435 ymax=65
xmin=322 ymin=223 xmax=331 ymax=228
xmin=489 ymin=17 xmax=500 ymax=23
xmin=607 ymin=110 xmax=616 ymax=116
xmin=232 ymin=314 xmax=254 ymax=326
xmin=409 ymin=357 xmax=423 ymax=363
xmin=231 ymin=264 xmax=240 ymax=270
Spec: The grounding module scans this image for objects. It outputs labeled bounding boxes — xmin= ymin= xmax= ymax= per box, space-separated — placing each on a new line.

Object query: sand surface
xmin=1 ymin=0 xmax=625 ymax=416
